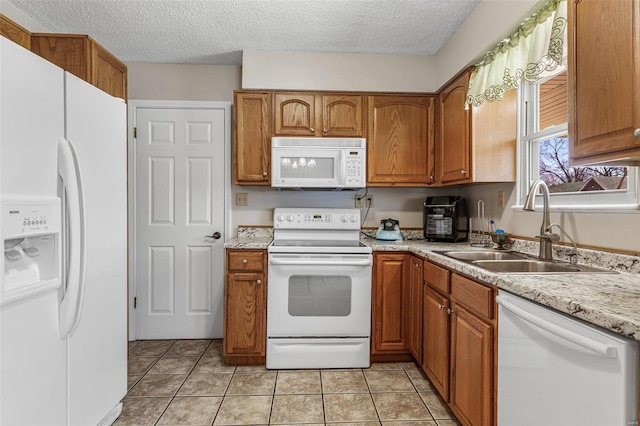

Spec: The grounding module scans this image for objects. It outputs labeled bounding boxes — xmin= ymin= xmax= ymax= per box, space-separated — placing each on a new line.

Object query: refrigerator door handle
xmin=58 ymin=137 xmax=87 ymax=338
xmin=496 ymin=295 xmax=618 ymax=358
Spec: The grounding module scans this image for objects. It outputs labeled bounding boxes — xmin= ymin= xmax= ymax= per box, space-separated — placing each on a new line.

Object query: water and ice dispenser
xmin=1 ymin=198 xmax=61 ymax=306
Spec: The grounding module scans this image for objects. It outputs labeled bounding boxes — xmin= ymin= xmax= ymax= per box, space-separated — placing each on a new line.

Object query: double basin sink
xmin=436 ymin=250 xmax=616 ymax=274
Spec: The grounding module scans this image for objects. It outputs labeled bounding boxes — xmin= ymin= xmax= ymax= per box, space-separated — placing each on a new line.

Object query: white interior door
xmin=133 ymin=104 xmax=229 ymax=339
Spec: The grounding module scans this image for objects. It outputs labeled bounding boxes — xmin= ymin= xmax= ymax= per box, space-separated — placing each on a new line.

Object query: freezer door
xmin=497 ymin=290 xmax=638 ymax=426
xmin=0 ymin=38 xmax=67 ymax=426
xmin=64 ymin=72 xmax=128 ymax=426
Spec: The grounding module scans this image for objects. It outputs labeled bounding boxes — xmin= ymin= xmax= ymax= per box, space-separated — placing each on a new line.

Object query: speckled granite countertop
xmin=226 ymin=228 xmax=640 ymax=342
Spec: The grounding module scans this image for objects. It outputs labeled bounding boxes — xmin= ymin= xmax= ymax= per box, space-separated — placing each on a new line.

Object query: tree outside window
xmin=538 ymin=136 xmax=627 ymax=193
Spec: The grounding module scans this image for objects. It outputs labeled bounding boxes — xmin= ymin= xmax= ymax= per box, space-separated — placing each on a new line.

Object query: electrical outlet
xmin=497 ymin=190 xmax=505 ymax=208
xmin=365 ymin=195 xmax=374 ymax=208
xmin=236 ymin=193 xmax=249 ymax=206
xmin=355 ymin=194 xmax=364 ymax=208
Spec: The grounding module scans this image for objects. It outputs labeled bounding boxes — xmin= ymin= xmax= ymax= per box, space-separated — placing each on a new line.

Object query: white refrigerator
xmin=0 ymin=37 xmax=128 ymax=426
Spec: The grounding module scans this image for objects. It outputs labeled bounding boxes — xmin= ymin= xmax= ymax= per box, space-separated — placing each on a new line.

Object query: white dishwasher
xmin=496 ymin=290 xmax=638 ymax=426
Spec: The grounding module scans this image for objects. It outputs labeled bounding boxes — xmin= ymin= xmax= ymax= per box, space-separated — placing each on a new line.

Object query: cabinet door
xmin=224 ymin=272 xmax=266 ymax=356
xmin=372 ymin=253 xmax=410 ymax=354
xmin=436 ymin=71 xmax=471 ymax=184
xmin=449 ymin=305 xmax=493 ymax=426
xmin=367 ymin=95 xmax=435 ymax=186
xmin=569 ymin=0 xmax=640 ymax=166
xmin=90 ymin=41 xmax=128 ymax=100
xmin=422 ymin=286 xmax=450 ymax=400
xmin=274 ymin=93 xmax=317 ymax=136
xmin=408 ymin=256 xmax=424 ymax=363
xmin=322 ymin=94 xmax=364 ymax=137
xmin=234 ymin=92 xmax=271 ymax=185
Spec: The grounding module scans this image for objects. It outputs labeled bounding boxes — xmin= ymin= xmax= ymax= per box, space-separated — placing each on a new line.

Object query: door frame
xmin=127 ymin=100 xmax=232 ymax=340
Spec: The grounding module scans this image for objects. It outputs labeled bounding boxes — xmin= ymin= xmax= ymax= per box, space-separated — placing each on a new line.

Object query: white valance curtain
xmin=465 ymin=0 xmax=567 ymax=108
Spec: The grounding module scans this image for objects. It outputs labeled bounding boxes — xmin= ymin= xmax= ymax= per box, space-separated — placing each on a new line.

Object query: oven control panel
xmin=273 ymin=208 xmax=361 ymax=230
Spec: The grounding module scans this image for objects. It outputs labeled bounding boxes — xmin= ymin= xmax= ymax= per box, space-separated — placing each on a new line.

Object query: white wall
xmin=242 ymin=50 xmax=436 ymax=92
xmin=127 ymin=63 xmax=241 ymax=103
xmin=457 ymin=183 xmax=640 ymax=254
xmin=229 ymin=186 xmax=459 ymax=233
xmin=0 ymin=0 xmax=50 ymax=31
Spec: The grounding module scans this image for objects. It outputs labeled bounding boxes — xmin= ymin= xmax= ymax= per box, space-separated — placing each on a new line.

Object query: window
xmin=518 ymin=69 xmax=638 ymax=211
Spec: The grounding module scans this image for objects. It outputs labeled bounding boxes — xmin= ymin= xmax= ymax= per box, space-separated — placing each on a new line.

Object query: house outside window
xmin=518 ymin=68 xmax=638 ymax=211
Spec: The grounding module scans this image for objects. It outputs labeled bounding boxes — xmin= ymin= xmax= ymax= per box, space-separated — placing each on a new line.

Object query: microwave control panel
xmin=345 ymin=151 xmax=365 ymax=187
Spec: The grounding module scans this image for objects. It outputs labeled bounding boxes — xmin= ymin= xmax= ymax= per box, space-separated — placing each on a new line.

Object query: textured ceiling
xmin=8 ymin=0 xmax=481 ymax=65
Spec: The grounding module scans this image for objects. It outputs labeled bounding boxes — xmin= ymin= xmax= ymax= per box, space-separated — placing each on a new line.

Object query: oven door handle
xmin=269 ymin=258 xmax=372 ymax=266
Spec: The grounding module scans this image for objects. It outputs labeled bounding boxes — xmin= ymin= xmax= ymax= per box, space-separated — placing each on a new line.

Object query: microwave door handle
xmin=332 ymin=150 xmax=343 ymax=184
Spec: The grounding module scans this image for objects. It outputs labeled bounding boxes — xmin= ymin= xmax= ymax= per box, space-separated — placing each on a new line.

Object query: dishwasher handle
xmin=496 ymin=295 xmax=618 ymax=358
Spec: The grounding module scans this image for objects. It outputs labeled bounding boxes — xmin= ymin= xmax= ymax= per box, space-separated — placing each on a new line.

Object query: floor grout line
xmin=123 ymin=339 xmax=459 ymax=426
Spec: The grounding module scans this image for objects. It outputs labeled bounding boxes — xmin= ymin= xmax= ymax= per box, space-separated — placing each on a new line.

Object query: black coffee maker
xmin=423 ymin=196 xmax=468 ymax=242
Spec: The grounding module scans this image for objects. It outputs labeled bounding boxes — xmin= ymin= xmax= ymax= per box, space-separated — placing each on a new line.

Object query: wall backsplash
xmin=229 ymin=185 xmax=459 ymax=236
xmin=231 ymin=182 xmax=640 ymax=255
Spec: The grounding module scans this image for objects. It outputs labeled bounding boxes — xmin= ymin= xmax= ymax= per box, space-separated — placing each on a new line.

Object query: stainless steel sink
xmin=472 ymin=259 xmax=581 ymax=273
xmin=435 ymin=250 xmax=617 ymax=274
xmin=439 ymin=250 xmax=526 ymax=261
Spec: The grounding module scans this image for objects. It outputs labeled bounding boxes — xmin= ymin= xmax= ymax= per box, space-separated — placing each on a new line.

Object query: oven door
xmin=267 ymin=252 xmax=372 ymax=337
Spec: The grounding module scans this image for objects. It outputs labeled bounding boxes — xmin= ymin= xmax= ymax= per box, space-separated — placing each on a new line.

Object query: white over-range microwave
xmin=271 ymin=137 xmax=366 ymax=189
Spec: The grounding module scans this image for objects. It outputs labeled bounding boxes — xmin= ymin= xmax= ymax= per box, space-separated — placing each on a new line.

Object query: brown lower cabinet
xmin=371 ymin=253 xmax=413 ymax=361
xmin=420 ymin=259 xmax=496 ymax=426
xmin=223 ymin=249 xmax=267 ymax=365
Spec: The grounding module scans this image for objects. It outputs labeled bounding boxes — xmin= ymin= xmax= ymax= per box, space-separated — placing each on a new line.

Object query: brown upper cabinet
xmin=435 ymin=69 xmax=516 ymax=185
xmin=367 ymin=95 xmax=436 ymax=186
xmin=274 ymin=93 xmax=365 ymax=137
xmin=568 ymin=0 xmax=640 ymax=166
xmin=31 ymin=33 xmax=127 ymax=100
xmin=234 ymin=92 xmax=272 ymax=185
xmin=0 ymin=14 xmax=31 ymax=49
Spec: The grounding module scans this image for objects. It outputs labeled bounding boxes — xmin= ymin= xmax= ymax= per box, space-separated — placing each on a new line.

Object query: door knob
xmin=206 ymin=232 xmax=221 ymax=239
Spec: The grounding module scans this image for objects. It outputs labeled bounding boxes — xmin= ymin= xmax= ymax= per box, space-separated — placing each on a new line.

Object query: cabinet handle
xmin=323 ymin=128 xmax=328 ymax=133
xmin=256 ymin=279 xmax=262 ymax=285
xmin=310 ymin=127 xmax=315 ymax=133
xmin=438 ymin=304 xmax=445 ymax=310
xmin=461 ymin=170 xmax=467 ymax=175
xmin=447 ymin=308 xmax=454 ymax=315
xmin=634 ymin=128 xmax=640 ymax=137
xmin=242 ymin=259 xmax=248 ymax=264
xmin=262 ymin=171 xmax=268 ymax=178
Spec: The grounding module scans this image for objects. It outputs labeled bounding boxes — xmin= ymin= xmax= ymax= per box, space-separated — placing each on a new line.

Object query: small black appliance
xmin=424 ymin=196 xmax=468 ymax=242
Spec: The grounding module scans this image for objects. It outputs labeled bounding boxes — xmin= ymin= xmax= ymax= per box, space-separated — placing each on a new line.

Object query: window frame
xmin=516 ymin=72 xmax=639 ymax=213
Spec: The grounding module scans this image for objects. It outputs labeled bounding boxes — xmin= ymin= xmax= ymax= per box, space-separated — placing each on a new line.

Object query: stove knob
xmin=287 ymin=214 xmax=295 ymax=222
xmin=350 ymin=214 xmax=358 ymax=223
xmin=277 ymin=214 xmax=286 ymax=222
xmin=341 ymin=215 xmax=348 ymax=223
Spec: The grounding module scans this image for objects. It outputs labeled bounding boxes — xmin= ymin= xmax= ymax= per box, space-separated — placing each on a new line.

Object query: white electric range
xmin=266 ymin=208 xmax=372 ymax=369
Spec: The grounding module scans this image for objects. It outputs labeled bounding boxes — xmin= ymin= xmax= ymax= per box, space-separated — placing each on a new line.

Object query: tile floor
xmin=118 ymin=339 xmax=462 ymax=426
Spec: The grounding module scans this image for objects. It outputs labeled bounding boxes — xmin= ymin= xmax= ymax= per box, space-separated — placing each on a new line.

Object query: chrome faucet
xmin=548 ymin=223 xmax=579 ymax=265
xmin=523 ymin=180 xmax=557 ymax=261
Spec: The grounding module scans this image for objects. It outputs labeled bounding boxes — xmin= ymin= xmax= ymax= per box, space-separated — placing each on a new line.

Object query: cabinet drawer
xmin=425 ymin=262 xmax=450 ymax=294
xmin=451 ymin=274 xmax=494 ymax=319
xmin=227 ymin=250 xmax=265 ymax=272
